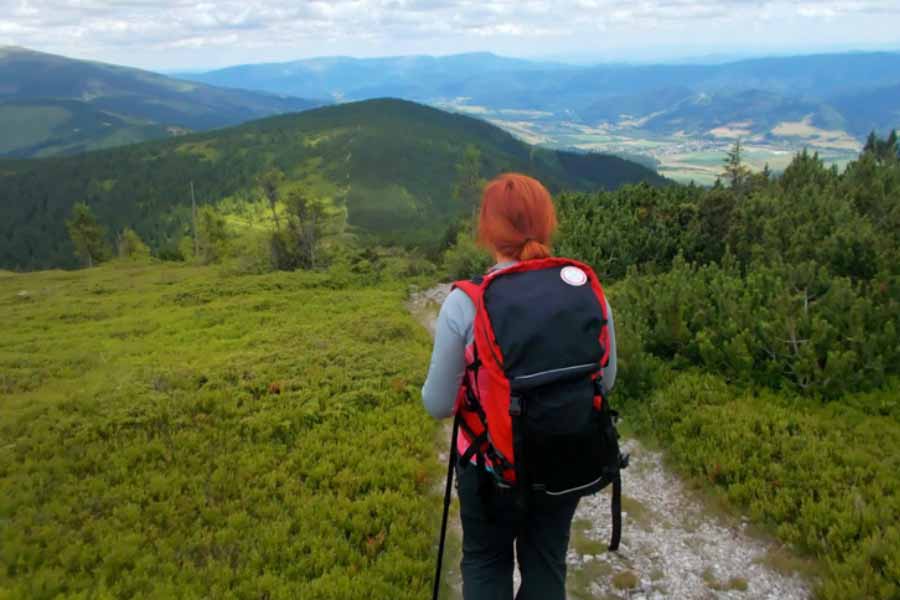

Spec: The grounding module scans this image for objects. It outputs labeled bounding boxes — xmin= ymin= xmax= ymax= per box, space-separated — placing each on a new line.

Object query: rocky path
xmin=409 ymin=284 xmax=813 ymax=600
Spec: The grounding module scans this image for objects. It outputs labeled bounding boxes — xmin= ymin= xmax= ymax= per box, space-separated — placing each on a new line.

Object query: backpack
xmin=452 ymin=257 xmax=628 ymax=550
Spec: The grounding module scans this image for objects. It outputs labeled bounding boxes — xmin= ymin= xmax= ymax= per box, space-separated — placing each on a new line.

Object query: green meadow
xmin=0 ymin=105 xmax=71 ymax=154
xmin=0 ymin=262 xmax=440 ymax=599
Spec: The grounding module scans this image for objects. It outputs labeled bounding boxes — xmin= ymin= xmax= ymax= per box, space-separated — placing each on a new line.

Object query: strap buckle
xmin=509 ymin=394 xmax=522 ymax=416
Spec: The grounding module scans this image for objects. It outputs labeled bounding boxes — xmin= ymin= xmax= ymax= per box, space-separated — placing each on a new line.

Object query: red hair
xmin=477 ymin=173 xmax=557 ymax=261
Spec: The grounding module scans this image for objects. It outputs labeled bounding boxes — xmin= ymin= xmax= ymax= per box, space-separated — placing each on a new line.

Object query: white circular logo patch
xmin=560 ymin=266 xmax=588 ymax=286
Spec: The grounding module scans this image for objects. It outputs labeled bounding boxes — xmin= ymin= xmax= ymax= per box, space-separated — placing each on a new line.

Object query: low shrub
xmin=0 ymin=263 xmax=440 ymax=599
xmin=635 ymin=371 xmax=900 ymax=599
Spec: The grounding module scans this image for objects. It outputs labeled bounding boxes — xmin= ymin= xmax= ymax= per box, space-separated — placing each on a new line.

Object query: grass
xmin=0 ymin=261 xmax=441 ymax=599
xmin=619 ymin=495 xmax=653 ymax=529
xmin=756 ymin=544 xmax=825 ymax=582
xmin=771 ymin=118 xmax=860 ymax=150
xmin=0 ymin=105 xmax=71 ymax=153
xmin=176 ymin=141 xmax=222 ymax=162
xmin=702 ymin=567 xmax=749 ymax=592
xmin=658 ymin=145 xmax=860 ymax=185
xmin=567 ymin=558 xmax=614 ymax=600
xmin=571 ymin=518 xmax=606 ymax=556
xmin=610 ymin=569 xmax=639 ymax=590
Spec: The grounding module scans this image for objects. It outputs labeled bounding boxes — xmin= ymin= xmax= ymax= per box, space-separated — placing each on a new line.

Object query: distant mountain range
xmin=5 ymin=47 xmax=897 ymax=160
xmin=180 ymin=53 xmax=573 ymax=101
xmin=0 ymin=47 xmax=322 ymax=157
xmin=182 ymin=51 xmax=900 ymax=140
xmin=0 ymin=98 xmax=666 ymax=270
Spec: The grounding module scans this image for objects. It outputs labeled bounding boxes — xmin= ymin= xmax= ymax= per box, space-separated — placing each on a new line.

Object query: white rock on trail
xmin=409 ymin=285 xmax=813 ymax=600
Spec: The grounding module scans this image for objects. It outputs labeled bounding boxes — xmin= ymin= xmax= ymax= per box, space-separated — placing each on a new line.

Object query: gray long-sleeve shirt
xmin=422 ymin=262 xmax=618 ymax=419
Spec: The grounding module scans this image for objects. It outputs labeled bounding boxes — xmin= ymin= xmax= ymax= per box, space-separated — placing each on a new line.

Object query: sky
xmin=2 ymin=0 xmax=899 ymax=71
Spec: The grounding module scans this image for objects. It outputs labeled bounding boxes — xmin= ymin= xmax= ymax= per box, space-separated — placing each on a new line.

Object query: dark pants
xmin=457 ymin=464 xmax=580 ymax=600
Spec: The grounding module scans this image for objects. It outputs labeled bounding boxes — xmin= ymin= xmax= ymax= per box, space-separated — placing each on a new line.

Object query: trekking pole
xmin=432 ymin=413 xmax=460 ymax=600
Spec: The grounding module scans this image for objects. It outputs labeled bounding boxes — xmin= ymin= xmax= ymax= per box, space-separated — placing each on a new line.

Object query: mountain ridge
xmin=0 ymin=97 xmax=667 ymax=270
xmin=0 ymin=47 xmax=323 ymax=157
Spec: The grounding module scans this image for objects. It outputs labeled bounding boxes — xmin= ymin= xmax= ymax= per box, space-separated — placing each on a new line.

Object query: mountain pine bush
xmin=562 ymin=140 xmax=900 ymax=597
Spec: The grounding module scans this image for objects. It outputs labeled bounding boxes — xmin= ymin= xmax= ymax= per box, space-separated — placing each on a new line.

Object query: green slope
xmin=0 ymin=98 xmax=668 ymax=270
xmin=0 ymin=99 xmax=171 ymax=157
xmin=0 ymin=261 xmax=438 ymax=598
xmin=0 ymin=47 xmax=321 ymax=158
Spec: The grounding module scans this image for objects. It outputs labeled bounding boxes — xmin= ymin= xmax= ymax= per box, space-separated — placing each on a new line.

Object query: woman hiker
xmin=422 ymin=172 xmax=620 ymax=600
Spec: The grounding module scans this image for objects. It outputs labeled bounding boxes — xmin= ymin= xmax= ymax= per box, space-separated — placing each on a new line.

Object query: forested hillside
xmin=0 ymin=98 xmax=666 ymax=270
xmin=0 ymin=47 xmax=321 ymax=157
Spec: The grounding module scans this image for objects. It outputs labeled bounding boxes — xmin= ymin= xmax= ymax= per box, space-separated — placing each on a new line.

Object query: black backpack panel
xmin=483 ymin=266 xmax=606 ymax=387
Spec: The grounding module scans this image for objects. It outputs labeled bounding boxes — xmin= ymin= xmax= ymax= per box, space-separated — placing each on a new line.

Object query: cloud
xmin=794 ymin=1 xmax=900 ymax=17
xmin=1 ymin=0 xmax=898 ymax=68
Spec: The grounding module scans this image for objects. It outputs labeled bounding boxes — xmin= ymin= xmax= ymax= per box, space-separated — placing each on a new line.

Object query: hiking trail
xmin=409 ymin=283 xmax=814 ymax=600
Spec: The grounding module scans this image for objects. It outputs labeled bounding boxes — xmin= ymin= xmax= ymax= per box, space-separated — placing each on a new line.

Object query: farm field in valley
xmin=437 ymin=100 xmax=863 ymax=185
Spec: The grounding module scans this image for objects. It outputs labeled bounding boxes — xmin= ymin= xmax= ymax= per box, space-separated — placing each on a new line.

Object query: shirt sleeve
xmin=421 ymin=289 xmax=474 ymax=419
xmin=601 ymin=299 xmax=618 ymax=393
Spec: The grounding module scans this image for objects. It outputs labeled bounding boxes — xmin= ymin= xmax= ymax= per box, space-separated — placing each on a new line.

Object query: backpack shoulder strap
xmin=451 ymin=276 xmax=486 ymax=304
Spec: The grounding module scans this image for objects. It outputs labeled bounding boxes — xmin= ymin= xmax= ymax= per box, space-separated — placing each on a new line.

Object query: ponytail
xmin=519 ymin=238 xmax=551 ymax=260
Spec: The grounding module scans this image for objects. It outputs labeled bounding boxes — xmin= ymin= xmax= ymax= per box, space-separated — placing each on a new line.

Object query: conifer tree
xmin=864 ymin=131 xmax=878 ymax=154
xmin=882 ymin=129 xmax=897 ymax=161
xmin=722 ymin=139 xmax=752 ymax=194
xmin=195 ymin=205 xmax=229 ymax=264
xmin=863 ymin=130 xmax=899 ymax=162
xmin=282 ymin=183 xmax=345 ymax=269
xmin=453 ymin=145 xmax=485 ymax=221
xmin=116 ymin=227 xmax=151 ymax=259
xmin=66 ymin=202 xmax=110 ymax=267
xmin=259 ymin=168 xmax=286 ymax=232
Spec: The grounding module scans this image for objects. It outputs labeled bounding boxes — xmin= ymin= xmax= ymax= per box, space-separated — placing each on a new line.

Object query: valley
xmin=181 ymin=50 xmax=900 ymax=185
xmin=438 ymin=99 xmax=862 ymax=186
